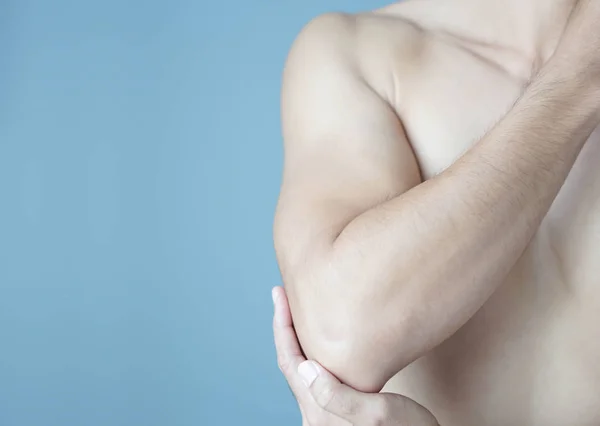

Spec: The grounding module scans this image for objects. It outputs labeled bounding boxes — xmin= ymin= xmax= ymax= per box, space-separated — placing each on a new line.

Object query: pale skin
xmin=273 ymin=285 xmax=439 ymax=425
xmin=273 ymin=0 xmax=600 ymax=425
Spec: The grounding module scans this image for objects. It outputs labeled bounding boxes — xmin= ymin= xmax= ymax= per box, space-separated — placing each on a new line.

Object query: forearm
xmin=295 ymin=63 xmax=600 ymax=392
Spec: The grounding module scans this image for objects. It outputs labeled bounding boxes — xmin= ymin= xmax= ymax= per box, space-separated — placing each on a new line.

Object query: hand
xmin=272 ymin=286 xmax=440 ymax=426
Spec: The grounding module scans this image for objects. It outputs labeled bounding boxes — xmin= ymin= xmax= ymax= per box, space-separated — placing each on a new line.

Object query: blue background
xmin=0 ymin=0 xmax=386 ymax=424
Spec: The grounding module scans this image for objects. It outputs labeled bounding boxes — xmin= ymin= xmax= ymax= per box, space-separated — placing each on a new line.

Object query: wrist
xmin=532 ymin=60 xmax=600 ymax=124
xmin=542 ymin=52 xmax=600 ymax=94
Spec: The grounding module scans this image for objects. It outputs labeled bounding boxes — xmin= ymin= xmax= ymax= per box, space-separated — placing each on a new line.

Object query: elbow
xmin=285 ymin=262 xmax=415 ymax=393
xmin=315 ymin=335 xmax=394 ymax=393
xmin=293 ymin=303 xmax=405 ymax=393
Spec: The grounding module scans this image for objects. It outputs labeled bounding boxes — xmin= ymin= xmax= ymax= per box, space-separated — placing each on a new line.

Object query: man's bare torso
xmin=336 ymin=2 xmax=600 ymax=425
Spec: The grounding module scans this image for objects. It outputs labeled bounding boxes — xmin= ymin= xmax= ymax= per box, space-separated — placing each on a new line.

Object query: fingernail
xmin=298 ymin=361 xmax=319 ymax=387
xmin=271 ymin=288 xmax=278 ymax=305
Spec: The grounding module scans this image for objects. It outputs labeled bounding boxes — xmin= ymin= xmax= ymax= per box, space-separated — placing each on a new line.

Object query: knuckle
xmin=345 ymin=399 xmax=361 ymax=418
xmin=313 ymin=382 xmax=336 ymax=410
xmin=336 ymin=393 xmax=361 ymax=418
xmin=368 ymin=414 xmax=387 ymax=426
xmin=368 ymin=399 xmax=391 ymax=426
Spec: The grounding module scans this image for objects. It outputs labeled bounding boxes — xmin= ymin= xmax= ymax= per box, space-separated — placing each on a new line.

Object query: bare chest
xmin=396 ymin=34 xmax=600 ymax=300
xmin=383 ymin=29 xmax=600 ymax=426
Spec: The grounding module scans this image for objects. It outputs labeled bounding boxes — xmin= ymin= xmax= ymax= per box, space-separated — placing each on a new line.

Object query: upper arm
xmin=274 ymin=13 xmax=421 ymax=280
xmin=273 ymin=13 xmax=422 ymax=390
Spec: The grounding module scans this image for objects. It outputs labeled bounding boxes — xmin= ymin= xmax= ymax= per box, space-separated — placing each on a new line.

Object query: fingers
xmin=272 ymin=288 xmax=439 ymax=426
xmin=272 ymin=288 xmax=438 ymax=425
xmin=298 ymin=359 xmax=440 ymax=426
xmin=298 ymin=360 xmax=379 ymax=424
xmin=272 ymin=287 xmax=305 ymax=375
xmin=272 ymin=287 xmax=318 ymax=422
xmin=272 ymin=287 xmax=369 ymax=422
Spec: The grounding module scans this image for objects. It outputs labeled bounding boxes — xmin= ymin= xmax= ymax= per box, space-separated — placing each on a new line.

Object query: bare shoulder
xmin=282 ymin=13 xmax=359 ymax=83
xmin=286 ymin=10 xmax=426 ymax=58
xmin=288 ymin=12 xmax=357 ymax=51
xmin=283 ymin=11 xmax=429 ymax=107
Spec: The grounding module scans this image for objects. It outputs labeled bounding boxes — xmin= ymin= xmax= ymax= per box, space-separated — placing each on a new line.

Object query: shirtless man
xmin=272 ymin=0 xmax=600 ymax=424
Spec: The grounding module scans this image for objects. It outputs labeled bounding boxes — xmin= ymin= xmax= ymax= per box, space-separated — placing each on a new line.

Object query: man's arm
xmin=274 ymin=10 xmax=600 ymax=393
xmin=272 ymin=286 xmax=440 ymax=426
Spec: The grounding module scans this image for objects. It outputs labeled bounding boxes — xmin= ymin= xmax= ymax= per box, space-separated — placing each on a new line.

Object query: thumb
xmin=298 ymin=360 xmax=375 ymax=423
